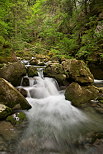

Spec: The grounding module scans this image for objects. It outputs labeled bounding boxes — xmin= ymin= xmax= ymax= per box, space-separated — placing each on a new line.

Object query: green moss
xmin=99 ymin=100 xmax=103 ymax=103
xmin=6 ymin=115 xmax=16 ymax=125
xmin=0 ymin=64 xmax=5 ymax=68
xmin=17 ymin=112 xmax=27 ymax=121
xmin=0 ymin=104 xmax=12 ymax=120
xmin=6 ymin=112 xmax=27 ymax=125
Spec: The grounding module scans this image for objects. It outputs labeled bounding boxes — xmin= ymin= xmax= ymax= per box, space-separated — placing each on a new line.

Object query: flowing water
xmin=12 ymin=69 xmax=103 ymax=154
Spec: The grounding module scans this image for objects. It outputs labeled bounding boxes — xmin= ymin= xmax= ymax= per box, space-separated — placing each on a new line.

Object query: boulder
xmin=0 ymin=61 xmax=26 ymax=86
xmin=0 ymin=78 xmax=31 ymax=110
xmin=35 ymin=54 xmax=50 ymax=63
xmin=62 ymin=59 xmax=94 ymax=85
xmin=27 ymin=66 xmax=37 ymax=77
xmin=44 ymin=63 xmax=64 ymax=75
xmin=17 ymin=88 xmax=27 ymax=97
xmin=29 ymin=58 xmax=38 ymax=65
xmin=0 ymin=104 xmax=12 ymax=120
xmin=44 ymin=63 xmax=67 ymax=86
xmin=65 ymin=82 xmax=99 ymax=107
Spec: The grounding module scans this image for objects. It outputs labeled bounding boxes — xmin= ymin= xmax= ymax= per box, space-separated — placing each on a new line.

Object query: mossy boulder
xmin=0 ymin=104 xmax=12 ymax=120
xmin=62 ymin=59 xmax=94 ymax=85
xmin=0 ymin=78 xmax=31 ymax=110
xmin=17 ymin=88 xmax=27 ymax=97
xmin=35 ymin=54 xmax=50 ymax=63
xmin=44 ymin=63 xmax=64 ymax=75
xmin=29 ymin=58 xmax=38 ymax=65
xmin=65 ymin=82 xmax=99 ymax=107
xmin=0 ymin=61 xmax=26 ymax=86
xmin=27 ymin=66 xmax=37 ymax=77
xmin=44 ymin=63 xmax=67 ymax=86
xmin=6 ymin=112 xmax=27 ymax=125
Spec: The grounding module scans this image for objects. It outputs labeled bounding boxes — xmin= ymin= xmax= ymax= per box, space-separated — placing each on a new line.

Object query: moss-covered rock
xmin=17 ymin=88 xmax=27 ymax=97
xmin=45 ymin=63 xmax=64 ymax=75
xmin=0 ymin=61 xmax=26 ymax=86
xmin=29 ymin=58 xmax=38 ymax=65
xmin=44 ymin=63 xmax=67 ymax=86
xmin=62 ymin=59 xmax=94 ymax=85
xmin=0 ymin=104 xmax=12 ymax=120
xmin=27 ymin=66 xmax=37 ymax=77
xmin=65 ymin=82 xmax=99 ymax=107
xmin=6 ymin=112 xmax=27 ymax=125
xmin=35 ymin=54 xmax=50 ymax=63
xmin=0 ymin=78 xmax=31 ymax=110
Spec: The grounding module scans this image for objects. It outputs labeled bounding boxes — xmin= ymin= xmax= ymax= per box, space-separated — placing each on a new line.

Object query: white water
xmin=94 ymin=79 xmax=103 ymax=83
xmin=15 ymin=71 xmax=93 ymax=154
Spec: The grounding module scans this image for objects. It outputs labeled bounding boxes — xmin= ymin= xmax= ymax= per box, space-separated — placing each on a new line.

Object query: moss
xmin=0 ymin=104 xmax=12 ymax=120
xmin=27 ymin=66 xmax=37 ymax=77
xmin=6 ymin=112 xmax=27 ymax=125
xmin=0 ymin=64 xmax=5 ymax=68
xmin=99 ymin=100 xmax=103 ymax=103
xmin=6 ymin=115 xmax=16 ymax=125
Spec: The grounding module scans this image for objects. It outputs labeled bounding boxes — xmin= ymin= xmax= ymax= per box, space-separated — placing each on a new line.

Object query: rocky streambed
xmin=0 ymin=56 xmax=103 ymax=153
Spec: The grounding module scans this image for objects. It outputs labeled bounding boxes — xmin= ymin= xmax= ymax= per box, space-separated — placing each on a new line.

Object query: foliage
xmin=0 ymin=0 xmax=103 ymax=61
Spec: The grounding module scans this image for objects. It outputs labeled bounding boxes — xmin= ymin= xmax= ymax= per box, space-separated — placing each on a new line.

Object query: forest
xmin=0 ymin=1 xmax=103 ymax=153
xmin=0 ymin=0 xmax=103 ymax=62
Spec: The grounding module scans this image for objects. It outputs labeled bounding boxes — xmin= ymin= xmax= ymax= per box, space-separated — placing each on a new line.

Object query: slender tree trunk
xmin=84 ymin=0 xmax=88 ymax=15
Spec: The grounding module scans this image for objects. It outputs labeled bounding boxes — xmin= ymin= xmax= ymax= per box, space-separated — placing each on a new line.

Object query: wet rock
xmin=0 ymin=136 xmax=8 ymax=152
xmin=44 ymin=63 xmax=67 ymax=86
xmin=88 ymin=62 xmax=103 ymax=80
xmin=38 ymin=62 xmax=45 ymax=66
xmin=93 ymin=95 xmax=103 ymax=114
xmin=0 ymin=78 xmax=31 ymax=110
xmin=21 ymin=77 xmax=29 ymax=86
xmin=26 ymin=66 xmax=37 ymax=77
xmin=0 ymin=121 xmax=22 ymax=152
xmin=0 ymin=62 xmax=26 ymax=86
xmin=17 ymin=88 xmax=27 ymax=97
xmin=0 ymin=121 xmax=18 ymax=141
xmin=47 ymin=74 xmax=68 ymax=87
xmin=62 ymin=59 xmax=94 ymax=85
xmin=0 ymin=104 xmax=12 ymax=120
xmin=65 ymin=82 xmax=99 ymax=107
xmin=29 ymin=58 xmax=38 ymax=65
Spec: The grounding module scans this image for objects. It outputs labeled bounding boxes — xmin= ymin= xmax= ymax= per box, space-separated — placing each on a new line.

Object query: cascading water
xmin=15 ymin=69 xmax=103 ymax=154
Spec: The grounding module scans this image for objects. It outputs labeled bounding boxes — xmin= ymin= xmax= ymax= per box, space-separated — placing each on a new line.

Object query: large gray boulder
xmin=62 ymin=59 xmax=94 ymax=85
xmin=65 ymin=82 xmax=99 ymax=107
xmin=0 ymin=78 xmax=31 ymax=110
xmin=0 ymin=61 xmax=26 ymax=86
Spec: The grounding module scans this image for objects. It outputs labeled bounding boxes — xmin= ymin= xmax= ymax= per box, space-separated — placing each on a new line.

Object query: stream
xmin=10 ymin=68 xmax=103 ymax=154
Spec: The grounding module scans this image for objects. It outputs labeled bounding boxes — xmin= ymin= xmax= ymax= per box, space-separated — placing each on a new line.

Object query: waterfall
xmin=15 ymin=68 xmax=95 ymax=154
xmin=37 ymin=67 xmax=44 ymax=79
xmin=15 ymin=68 xmax=103 ymax=154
